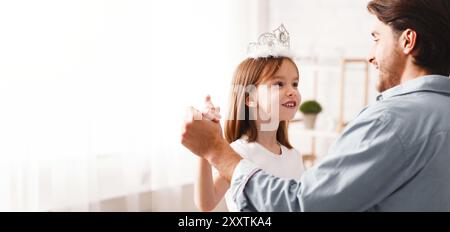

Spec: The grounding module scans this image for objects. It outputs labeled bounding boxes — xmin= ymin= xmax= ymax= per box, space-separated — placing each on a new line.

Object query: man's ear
xmin=400 ymin=29 xmax=417 ymax=55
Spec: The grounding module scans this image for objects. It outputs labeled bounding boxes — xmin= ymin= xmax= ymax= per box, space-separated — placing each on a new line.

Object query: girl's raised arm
xmin=194 ymin=158 xmax=230 ymax=212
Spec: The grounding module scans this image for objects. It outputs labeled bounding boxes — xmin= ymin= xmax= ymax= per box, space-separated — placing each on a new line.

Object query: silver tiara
xmin=247 ymin=24 xmax=295 ymax=58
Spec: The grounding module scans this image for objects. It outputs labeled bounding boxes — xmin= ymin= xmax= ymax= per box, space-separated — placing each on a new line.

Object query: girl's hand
xmin=202 ymin=95 xmax=221 ymax=123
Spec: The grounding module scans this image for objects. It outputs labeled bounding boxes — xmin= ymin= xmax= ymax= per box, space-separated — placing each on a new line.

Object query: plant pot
xmin=303 ymin=114 xmax=318 ymax=129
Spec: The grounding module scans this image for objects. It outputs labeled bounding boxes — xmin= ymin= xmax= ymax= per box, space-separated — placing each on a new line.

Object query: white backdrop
xmin=0 ymin=0 xmax=259 ymax=211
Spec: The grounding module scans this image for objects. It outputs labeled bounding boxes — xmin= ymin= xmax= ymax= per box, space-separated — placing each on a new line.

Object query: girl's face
xmin=253 ymin=59 xmax=301 ymax=123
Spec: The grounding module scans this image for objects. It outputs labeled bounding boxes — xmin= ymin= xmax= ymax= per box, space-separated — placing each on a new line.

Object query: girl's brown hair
xmin=224 ymin=57 xmax=298 ymax=149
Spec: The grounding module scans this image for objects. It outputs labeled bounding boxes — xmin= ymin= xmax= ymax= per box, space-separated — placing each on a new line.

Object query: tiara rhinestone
xmin=247 ymin=24 xmax=294 ymax=58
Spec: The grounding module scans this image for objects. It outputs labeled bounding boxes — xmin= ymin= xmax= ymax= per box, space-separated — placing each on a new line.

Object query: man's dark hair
xmin=368 ymin=0 xmax=450 ymax=76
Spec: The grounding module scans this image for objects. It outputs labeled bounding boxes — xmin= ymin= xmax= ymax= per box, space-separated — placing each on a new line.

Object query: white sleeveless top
xmin=224 ymin=138 xmax=304 ymax=211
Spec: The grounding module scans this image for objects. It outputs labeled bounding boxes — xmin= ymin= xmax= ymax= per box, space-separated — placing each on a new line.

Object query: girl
xmin=194 ymin=25 xmax=304 ymax=212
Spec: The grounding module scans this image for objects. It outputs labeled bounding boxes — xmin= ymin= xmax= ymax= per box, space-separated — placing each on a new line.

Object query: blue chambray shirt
xmin=229 ymin=75 xmax=450 ymax=212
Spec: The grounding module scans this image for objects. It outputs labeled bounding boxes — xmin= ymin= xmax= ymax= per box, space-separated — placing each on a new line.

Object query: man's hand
xmin=181 ymin=106 xmax=225 ymax=159
xmin=181 ymin=96 xmax=242 ymax=181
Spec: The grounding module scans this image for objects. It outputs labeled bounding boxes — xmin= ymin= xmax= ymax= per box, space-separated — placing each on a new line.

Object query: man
xmin=181 ymin=0 xmax=450 ymax=211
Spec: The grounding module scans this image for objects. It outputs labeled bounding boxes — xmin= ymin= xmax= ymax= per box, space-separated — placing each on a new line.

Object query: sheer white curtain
xmin=0 ymin=0 xmax=259 ymax=211
xmin=148 ymin=0 xmax=263 ymax=211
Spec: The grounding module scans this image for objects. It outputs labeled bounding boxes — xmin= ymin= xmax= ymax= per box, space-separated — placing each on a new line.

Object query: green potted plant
xmin=299 ymin=100 xmax=322 ymax=129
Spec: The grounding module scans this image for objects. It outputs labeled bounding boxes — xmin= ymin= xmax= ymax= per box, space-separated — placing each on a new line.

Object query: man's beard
xmin=377 ymin=70 xmax=402 ymax=92
xmin=376 ymin=53 xmax=403 ymax=93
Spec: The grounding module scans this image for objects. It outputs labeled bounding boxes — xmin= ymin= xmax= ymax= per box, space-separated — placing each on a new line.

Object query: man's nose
xmin=367 ymin=47 xmax=376 ymax=65
xmin=367 ymin=56 xmax=376 ymax=65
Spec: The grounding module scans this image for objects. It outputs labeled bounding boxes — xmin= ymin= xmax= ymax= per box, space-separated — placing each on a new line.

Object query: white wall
xmin=269 ymin=0 xmax=374 ymax=58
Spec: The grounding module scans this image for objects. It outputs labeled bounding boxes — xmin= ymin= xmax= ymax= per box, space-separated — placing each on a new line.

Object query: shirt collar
xmin=377 ymin=75 xmax=450 ymax=101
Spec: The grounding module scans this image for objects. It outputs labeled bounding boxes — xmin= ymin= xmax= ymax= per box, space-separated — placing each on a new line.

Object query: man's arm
xmin=230 ymin=109 xmax=414 ymax=211
xmin=230 ymin=160 xmax=302 ymax=211
xmin=207 ymin=141 xmax=243 ymax=182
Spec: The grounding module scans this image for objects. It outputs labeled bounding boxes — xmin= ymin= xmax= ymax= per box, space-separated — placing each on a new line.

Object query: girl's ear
xmin=246 ymin=96 xmax=257 ymax=108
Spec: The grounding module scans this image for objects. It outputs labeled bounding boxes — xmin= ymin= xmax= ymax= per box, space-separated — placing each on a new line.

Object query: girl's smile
xmin=281 ymin=100 xmax=298 ymax=109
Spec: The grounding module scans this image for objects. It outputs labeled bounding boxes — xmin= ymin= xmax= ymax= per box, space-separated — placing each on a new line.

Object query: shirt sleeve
xmin=229 ymin=109 xmax=412 ymax=212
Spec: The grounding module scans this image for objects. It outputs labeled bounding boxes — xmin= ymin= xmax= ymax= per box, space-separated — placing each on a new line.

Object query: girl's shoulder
xmin=285 ymin=145 xmax=304 ymax=161
xmin=229 ymin=137 xmax=254 ymax=159
xmin=283 ymin=145 xmax=301 ymax=156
